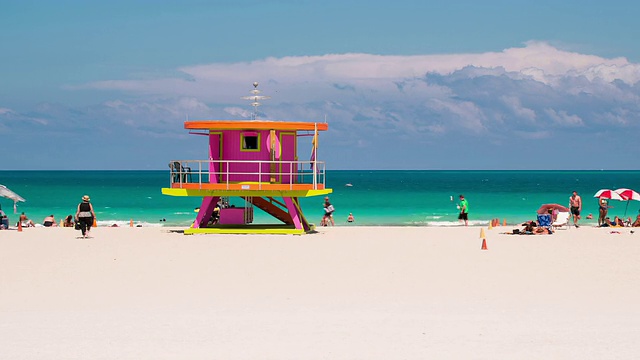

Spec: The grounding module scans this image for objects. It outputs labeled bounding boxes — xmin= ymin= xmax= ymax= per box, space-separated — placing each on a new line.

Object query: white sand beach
xmin=1 ymin=225 xmax=639 ymax=359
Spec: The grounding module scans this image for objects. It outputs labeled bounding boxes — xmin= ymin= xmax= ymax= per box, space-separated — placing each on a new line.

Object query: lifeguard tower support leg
xmin=194 ymin=196 xmax=219 ymax=228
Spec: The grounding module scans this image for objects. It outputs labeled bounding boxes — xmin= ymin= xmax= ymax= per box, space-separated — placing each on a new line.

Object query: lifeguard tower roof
xmin=185 ymin=120 xmax=328 ymax=131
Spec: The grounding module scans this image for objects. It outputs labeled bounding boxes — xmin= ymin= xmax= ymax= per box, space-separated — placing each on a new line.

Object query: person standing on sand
xmin=598 ymin=197 xmax=609 ymax=227
xmin=569 ymin=191 xmax=582 ymax=228
xmin=323 ymin=196 xmax=335 ymax=226
xmin=76 ymin=195 xmax=96 ymax=238
xmin=458 ymin=194 xmax=469 ymax=226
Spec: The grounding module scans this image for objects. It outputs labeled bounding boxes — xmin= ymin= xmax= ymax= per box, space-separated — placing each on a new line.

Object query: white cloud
xmin=8 ymin=41 xmax=639 ymax=169
xmin=500 ymin=96 xmax=536 ymax=122
xmin=224 ymin=106 xmax=252 ymax=118
xmin=58 ymin=43 xmax=640 ymax=140
xmin=545 ymin=109 xmax=584 ymax=127
xmin=79 ymin=42 xmax=640 ymax=105
xmin=0 ymin=107 xmax=15 ymax=115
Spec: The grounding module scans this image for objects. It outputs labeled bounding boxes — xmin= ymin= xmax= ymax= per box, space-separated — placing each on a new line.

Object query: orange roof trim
xmin=185 ymin=120 xmax=329 ymax=131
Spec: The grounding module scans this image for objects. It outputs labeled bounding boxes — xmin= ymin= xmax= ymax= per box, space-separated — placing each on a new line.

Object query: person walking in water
xmin=569 ymin=191 xmax=582 ymax=228
xmin=458 ymin=194 xmax=469 ymax=226
xmin=76 ymin=195 xmax=96 ymax=238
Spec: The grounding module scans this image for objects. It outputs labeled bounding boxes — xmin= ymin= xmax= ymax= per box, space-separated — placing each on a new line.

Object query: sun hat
xmin=82 ymin=195 xmax=90 ymax=201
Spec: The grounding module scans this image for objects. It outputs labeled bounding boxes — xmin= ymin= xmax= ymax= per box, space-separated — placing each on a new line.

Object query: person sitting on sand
xmin=209 ymin=205 xmax=221 ymax=225
xmin=601 ymin=217 xmax=622 ymax=227
xmin=534 ymin=226 xmax=553 ymax=235
xmin=632 ymin=215 xmax=640 ymax=227
xmin=18 ymin=212 xmax=35 ymax=227
xmin=43 ymin=215 xmax=57 ymax=227
xmin=62 ymin=215 xmax=74 ymax=227
xmin=613 ymin=216 xmax=625 ymax=227
xmin=522 ymin=221 xmax=537 ymax=234
xmin=518 ymin=221 xmax=552 ymax=235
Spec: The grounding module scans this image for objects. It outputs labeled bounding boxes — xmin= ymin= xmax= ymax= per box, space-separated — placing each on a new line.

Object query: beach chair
xmin=552 ymin=212 xmax=570 ymax=230
xmin=169 ymin=161 xmax=192 ymax=183
xmin=537 ymin=214 xmax=552 ymax=230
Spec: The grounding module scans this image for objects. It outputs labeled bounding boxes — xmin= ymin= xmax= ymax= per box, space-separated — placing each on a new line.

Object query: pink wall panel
xmin=279 ymin=132 xmax=296 ymax=184
xmin=222 ymin=130 xmax=270 ymax=182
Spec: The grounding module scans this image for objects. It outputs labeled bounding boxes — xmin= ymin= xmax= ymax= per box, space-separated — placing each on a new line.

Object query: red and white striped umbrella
xmin=614 ymin=188 xmax=640 ymax=217
xmin=594 ymin=189 xmax=623 ymax=200
xmin=614 ymin=188 xmax=640 ymax=201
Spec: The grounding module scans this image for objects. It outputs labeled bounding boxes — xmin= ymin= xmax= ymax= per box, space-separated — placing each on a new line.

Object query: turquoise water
xmin=1 ymin=170 xmax=639 ymax=227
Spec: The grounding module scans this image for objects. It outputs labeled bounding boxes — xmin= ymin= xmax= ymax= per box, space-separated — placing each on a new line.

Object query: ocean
xmin=1 ymin=170 xmax=639 ymax=228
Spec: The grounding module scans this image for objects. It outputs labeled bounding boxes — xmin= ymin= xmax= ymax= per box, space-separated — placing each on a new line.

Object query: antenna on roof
xmin=241 ymin=82 xmax=271 ymax=120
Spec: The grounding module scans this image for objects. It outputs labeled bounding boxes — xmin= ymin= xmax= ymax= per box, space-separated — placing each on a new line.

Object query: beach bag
xmin=74 ymin=221 xmax=81 ymax=230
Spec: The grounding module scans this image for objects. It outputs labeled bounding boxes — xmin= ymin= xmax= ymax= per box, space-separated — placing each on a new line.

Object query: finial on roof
xmin=242 ymin=82 xmax=271 ymax=120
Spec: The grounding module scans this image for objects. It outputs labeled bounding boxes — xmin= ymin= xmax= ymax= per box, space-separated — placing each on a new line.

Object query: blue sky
xmin=1 ymin=0 xmax=639 ymax=170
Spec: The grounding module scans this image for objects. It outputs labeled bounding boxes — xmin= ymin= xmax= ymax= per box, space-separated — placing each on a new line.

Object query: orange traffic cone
xmin=130 ymin=219 xmax=134 ymax=227
xmin=93 ymin=217 xmax=97 ymax=227
xmin=488 ymin=220 xmax=493 ymax=230
xmin=503 ymin=219 xmax=507 ymax=226
xmin=480 ymin=228 xmax=486 ymax=239
xmin=18 ymin=221 xmax=22 ymax=232
xmin=481 ymin=238 xmax=488 ymax=250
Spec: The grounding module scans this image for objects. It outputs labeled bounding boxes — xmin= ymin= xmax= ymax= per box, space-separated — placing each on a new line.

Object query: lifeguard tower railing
xmin=169 ymin=159 xmax=327 ymax=191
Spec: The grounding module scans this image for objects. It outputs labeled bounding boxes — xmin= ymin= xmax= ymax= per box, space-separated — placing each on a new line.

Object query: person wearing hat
xmin=323 ymin=196 xmax=335 ymax=226
xmin=75 ymin=195 xmax=96 ymax=238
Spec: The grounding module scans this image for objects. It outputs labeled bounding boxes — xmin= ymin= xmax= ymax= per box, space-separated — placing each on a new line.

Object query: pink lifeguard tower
xmin=162 ymin=83 xmax=332 ymax=234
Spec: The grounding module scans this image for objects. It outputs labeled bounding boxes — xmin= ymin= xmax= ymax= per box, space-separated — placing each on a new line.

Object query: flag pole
xmin=313 ymin=122 xmax=318 ymax=189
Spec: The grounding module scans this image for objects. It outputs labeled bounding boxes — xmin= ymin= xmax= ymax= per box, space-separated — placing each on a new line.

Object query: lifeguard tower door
xmin=279 ymin=132 xmax=296 ymax=183
xmin=209 ymin=132 xmax=222 ymax=183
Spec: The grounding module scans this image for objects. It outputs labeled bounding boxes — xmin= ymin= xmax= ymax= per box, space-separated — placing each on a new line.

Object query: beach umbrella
xmin=537 ymin=203 xmax=570 ymax=214
xmin=593 ymin=189 xmax=623 ymax=201
xmin=0 ymin=184 xmax=26 ymax=213
xmin=614 ymin=188 xmax=640 ymax=217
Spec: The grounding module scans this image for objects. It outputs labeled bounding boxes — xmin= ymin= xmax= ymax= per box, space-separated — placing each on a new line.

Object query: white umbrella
xmin=0 ymin=184 xmax=26 ymax=213
xmin=614 ymin=188 xmax=640 ymax=217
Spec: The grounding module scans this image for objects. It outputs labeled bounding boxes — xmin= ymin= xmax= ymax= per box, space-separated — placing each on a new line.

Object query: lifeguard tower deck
xmin=161 ymin=116 xmax=332 ymax=234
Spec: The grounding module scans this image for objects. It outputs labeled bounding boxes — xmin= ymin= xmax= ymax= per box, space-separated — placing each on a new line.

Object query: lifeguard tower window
xmin=241 ymin=132 xmax=260 ymax=151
